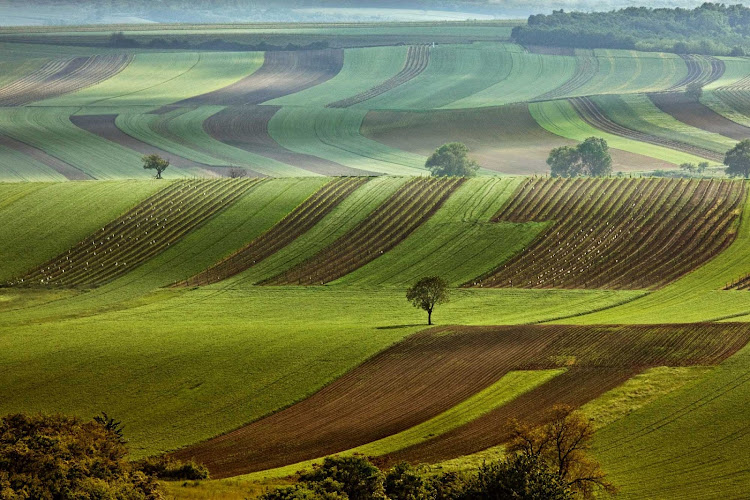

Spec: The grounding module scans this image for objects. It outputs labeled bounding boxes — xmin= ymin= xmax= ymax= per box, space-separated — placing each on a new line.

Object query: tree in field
xmin=0 ymin=413 xmax=163 ymax=499
xmin=142 ymin=154 xmax=170 ymax=179
xmin=425 ymin=142 xmax=480 ymax=177
xmin=548 ymin=137 xmax=612 ymax=177
xmin=686 ymin=81 xmax=704 ymax=101
xmin=508 ymin=405 xmax=616 ymax=499
xmin=465 ymin=454 xmax=572 ymax=500
xmin=724 ymin=139 xmax=750 ymax=178
xmin=406 ymin=276 xmax=449 ymax=325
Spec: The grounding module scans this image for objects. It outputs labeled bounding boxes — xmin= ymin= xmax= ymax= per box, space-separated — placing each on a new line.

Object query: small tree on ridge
xmin=548 ymin=137 xmax=612 ymax=177
xmin=142 ymin=154 xmax=170 ymax=179
xmin=406 ymin=276 xmax=449 ymax=325
xmin=724 ymin=139 xmax=750 ymax=178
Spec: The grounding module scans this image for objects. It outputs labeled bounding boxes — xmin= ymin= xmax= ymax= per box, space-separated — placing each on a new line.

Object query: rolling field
xmin=5 ymin=21 xmax=750 ymax=499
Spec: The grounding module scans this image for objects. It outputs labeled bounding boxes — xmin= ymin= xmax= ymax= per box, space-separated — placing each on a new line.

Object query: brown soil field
xmin=203 ymin=105 xmax=368 ymax=176
xmin=9 ymin=178 xmax=261 ymax=288
xmin=0 ymin=132 xmax=91 ymax=180
xmin=570 ymin=96 xmax=723 ymax=162
xmin=0 ymin=54 xmax=131 ymax=106
xmin=69 ymin=114 xmax=227 ymax=177
xmin=471 ymin=177 xmax=745 ymax=290
xmin=172 ymin=323 xmax=750 ymax=478
xmin=261 ymin=177 xmax=464 ymax=285
xmin=328 ymin=45 xmax=430 ymax=108
xmin=668 ymin=55 xmax=726 ymax=91
xmin=649 ymin=92 xmax=750 ymax=141
xmin=177 ymin=177 xmax=369 ymax=287
xmin=361 ymin=104 xmax=673 ymax=174
xmin=162 ymin=49 xmax=344 ymax=109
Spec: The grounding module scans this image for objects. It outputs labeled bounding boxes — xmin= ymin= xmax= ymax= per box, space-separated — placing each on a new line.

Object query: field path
xmin=172 ymin=323 xmax=750 ymax=478
xmin=649 ymin=92 xmax=750 ymax=141
xmin=161 ymin=49 xmax=344 ymax=109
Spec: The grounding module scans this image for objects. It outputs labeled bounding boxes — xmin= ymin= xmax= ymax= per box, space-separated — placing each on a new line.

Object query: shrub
xmin=134 ymin=455 xmax=210 ymax=481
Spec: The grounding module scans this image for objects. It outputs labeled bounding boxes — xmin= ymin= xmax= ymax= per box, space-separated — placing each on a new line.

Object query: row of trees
xmin=512 ymin=3 xmax=750 ymax=56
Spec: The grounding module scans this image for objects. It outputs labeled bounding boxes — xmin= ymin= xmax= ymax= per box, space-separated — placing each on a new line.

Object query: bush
xmin=0 ymin=413 xmax=162 ymax=499
xmin=135 ymin=455 xmax=210 ymax=481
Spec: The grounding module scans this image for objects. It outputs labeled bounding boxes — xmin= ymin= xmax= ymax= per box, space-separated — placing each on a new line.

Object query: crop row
xmin=328 ymin=45 xmax=430 ymax=108
xmin=569 ymin=96 xmax=723 ymax=161
xmin=471 ymin=177 xmax=745 ymax=290
xmin=667 ymin=54 xmax=726 ymax=90
xmin=178 ymin=177 xmax=369 ymax=287
xmin=173 ymin=322 xmax=750 ymax=477
xmin=0 ymin=54 xmax=131 ymax=106
xmin=9 ymin=178 xmax=261 ymax=288
xmin=262 ymin=177 xmax=464 ymax=285
xmin=533 ymin=53 xmax=599 ymax=101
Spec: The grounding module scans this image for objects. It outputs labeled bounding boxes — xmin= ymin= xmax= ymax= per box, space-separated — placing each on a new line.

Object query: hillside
xmin=2 ymin=176 xmax=750 ymax=499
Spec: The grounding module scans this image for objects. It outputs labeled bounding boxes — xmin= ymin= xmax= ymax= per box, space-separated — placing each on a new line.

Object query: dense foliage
xmin=425 ymin=143 xmax=480 ymax=178
xmin=513 ymin=3 xmax=750 ymax=55
xmin=547 ymin=137 xmax=612 ymax=177
xmin=724 ymin=139 xmax=750 ymax=178
xmin=406 ymin=276 xmax=450 ymax=325
xmin=0 ymin=413 xmax=162 ymax=499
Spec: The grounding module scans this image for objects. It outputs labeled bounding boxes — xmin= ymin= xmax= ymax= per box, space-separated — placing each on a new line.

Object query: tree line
xmin=512 ymin=3 xmax=750 ymax=56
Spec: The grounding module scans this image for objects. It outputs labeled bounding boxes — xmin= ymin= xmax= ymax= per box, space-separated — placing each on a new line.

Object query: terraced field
xmin=10 ymin=178 xmax=260 ymax=287
xmin=263 ymin=177 xmax=464 ymax=285
xmin=473 ymin=177 xmax=745 ymax=290
xmin=173 ymin=322 xmax=750 ymax=477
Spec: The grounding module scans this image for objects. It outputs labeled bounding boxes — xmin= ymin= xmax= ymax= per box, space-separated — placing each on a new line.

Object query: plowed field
xmin=649 ymin=92 xmax=750 ymax=141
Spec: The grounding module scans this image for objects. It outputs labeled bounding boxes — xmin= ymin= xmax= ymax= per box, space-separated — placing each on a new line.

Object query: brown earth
xmin=160 ymin=49 xmax=344 ymax=110
xmin=0 ymin=54 xmax=131 ymax=106
xmin=0 ymin=133 xmax=91 ymax=180
xmin=172 ymin=323 xmax=750 ymax=478
xmin=472 ymin=177 xmax=745 ymax=290
xmin=361 ymin=104 xmax=674 ymax=174
xmin=203 ymin=105 xmax=368 ymax=176
xmin=649 ymin=92 xmax=750 ymax=141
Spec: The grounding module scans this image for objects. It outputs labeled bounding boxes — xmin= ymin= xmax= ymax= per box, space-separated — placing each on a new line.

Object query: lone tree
xmin=508 ymin=405 xmax=616 ymax=499
xmin=724 ymin=139 xmax=750 ymax=178
xmin=142 ymin=154 xmax=170 ymax=179
xmin=406 ymin=276 xmax=449 ymax=325
xmin=548 ymin=137 xmax=612 ymax=177
xmin=425 ymin=142 xmax=480 ymax=177
xmin=686 ymin=81 xmax=703 ymax=101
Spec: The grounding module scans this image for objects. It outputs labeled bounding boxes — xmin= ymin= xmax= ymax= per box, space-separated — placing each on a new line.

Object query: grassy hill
xmin=2 ymin=176 xmax=750 ymax=499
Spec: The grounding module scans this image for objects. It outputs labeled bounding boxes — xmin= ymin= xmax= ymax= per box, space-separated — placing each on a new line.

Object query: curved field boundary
xmin=9 ymin=178 xmax=262 ymax=288
xmin=203 ymin=105 xmax=362 ymax=176
xmin=178 ymin=177 xmax=369 ymax=287
xmin=0 ymin=132 xmax=91 ymax=180
xmin=667 ymin=55 xmax=726 ymax=91
xmin=70 ymin=114 xmax=219 ymax=176
xmin=328 ymin=45 xmax=430 ymax=108
xmin=0 ymin=54 xmax=131 ymax=106
xmin=471 ymin=177 xmax=745 ymax=290
xmin=172 ymin=323 xmax=750 ymax=477
xmin=648 ymin=92 xmax=750 ymax=141
xmin=533 ymin=53 xmax=599 ymax=101
xmin=161 ymin=49 xmax=344 ymax=109
xmin=570 ymin=96 xmax=723 ymax=161
xmin=262 ymin=177 xmax=464 ymax=285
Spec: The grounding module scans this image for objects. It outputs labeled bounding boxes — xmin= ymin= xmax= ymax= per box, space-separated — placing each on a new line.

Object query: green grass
xmin=0 ymin=107 xmax=186 ymax=179
xmin=267 ymin=107 xmax=427 ymax=175
xmin=0 ymin=180 xmax=162 ymax=282
xmin=0 ymin=56 xmax=50 ymax=88
xmin=240 ymin=369 xmax=565 ymax=481
xmin=575 ymin=49 xmax=687 ymax=96
xmin=593 ymin=93 xmax=735 ymax=154
xmin=701 ymin=90 xmax=750 ymax=128
xmin=445 ymin=46 xmax=578 ymax=109
xmin=267 ymin=46 xmax=408 ymax=107
xmin=0 ymin=143 xmax=68 ymax=182
xmin=36 ymin=52 xmax=263 ymax=109
xmin=334 ymin=177 xmax=547 ymax=287
xmin=706 ymin=56 xmax=750 ymax=90
xmin=592 ymin=343 xmax=750 ymax=498
xmin=529 ymin=99 xmax=708 ymax=166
